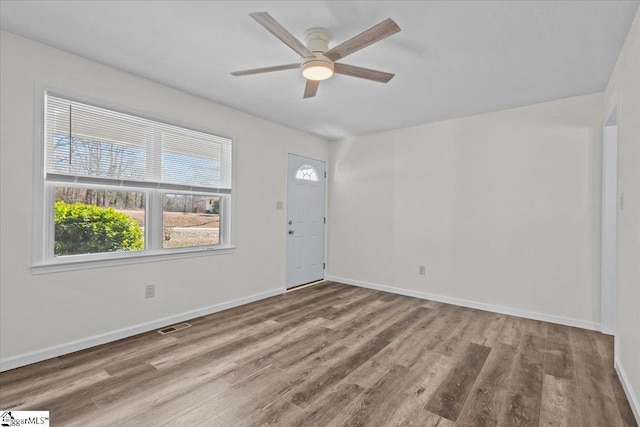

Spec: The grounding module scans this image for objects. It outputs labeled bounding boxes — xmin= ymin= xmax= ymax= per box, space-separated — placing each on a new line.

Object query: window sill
xmin=31 ymin=246 xmax=236 ymax=275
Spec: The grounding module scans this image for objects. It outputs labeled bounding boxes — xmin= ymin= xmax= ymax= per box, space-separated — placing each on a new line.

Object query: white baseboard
xmin=327 ymin=275 xmax=600 ymax=331
xmin=616 ymin=357 xmax=640 ymax=425
xmin=0 ymin=288 xmax=283 ymax=372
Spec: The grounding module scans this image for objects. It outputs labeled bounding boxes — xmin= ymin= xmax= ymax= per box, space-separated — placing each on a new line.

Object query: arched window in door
xmin=295 ymin=164 xmax=319 ymax=181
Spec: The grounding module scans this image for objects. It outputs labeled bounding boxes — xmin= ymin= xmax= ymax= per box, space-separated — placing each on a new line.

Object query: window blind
xmin=45 ymin=94 xmax=232 ymax=193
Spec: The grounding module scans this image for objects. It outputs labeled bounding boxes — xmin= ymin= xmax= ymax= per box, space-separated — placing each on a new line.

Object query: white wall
xmin=0 ymin=32 xmax=328 ymax=366
xmin=328 ymin=93 xmax=603 ymax=328
xmin=604 ymin=8 xmax=640 ymax=419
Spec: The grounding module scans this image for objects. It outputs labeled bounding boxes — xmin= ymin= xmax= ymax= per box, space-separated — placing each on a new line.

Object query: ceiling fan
xmin=231 ymin=12 xmax=401 ymax=98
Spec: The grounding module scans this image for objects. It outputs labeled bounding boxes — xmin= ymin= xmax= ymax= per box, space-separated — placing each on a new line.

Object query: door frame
xmin=600 ymin=101 xmax=619 ymax=341
xmin=284 ymin=152 xmax=327 ymax=291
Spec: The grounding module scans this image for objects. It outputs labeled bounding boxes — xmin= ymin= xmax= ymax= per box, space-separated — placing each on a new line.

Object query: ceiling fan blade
xmin=249 ymin=12 xmax=314 ymax=58
xmin=303 ymin=80 xmax=319 ymax=98
xmin=231 ymin=63 xmax=300 ymax=76
xmin=333 ymin=63 xmax=395 ymax=83
xmin=324 ymin=18 xmax=401 ymax=62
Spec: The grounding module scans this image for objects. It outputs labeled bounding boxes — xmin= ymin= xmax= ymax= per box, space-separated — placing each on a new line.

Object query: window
xmin=162 ymin=194 xmax=220 ymax=248
xmin=296 ymin=164 xmax=319 ymax=181
xmin=37 ymin=93 xmax=232 ymax=268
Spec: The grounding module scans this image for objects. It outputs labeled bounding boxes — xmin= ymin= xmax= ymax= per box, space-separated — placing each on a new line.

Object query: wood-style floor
xmin=0 ymin=282 xmax=636 ymax=426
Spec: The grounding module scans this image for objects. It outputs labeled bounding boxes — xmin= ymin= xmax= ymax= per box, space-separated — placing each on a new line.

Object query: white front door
xmin=286 ymin=154 xmax=326 ymax=289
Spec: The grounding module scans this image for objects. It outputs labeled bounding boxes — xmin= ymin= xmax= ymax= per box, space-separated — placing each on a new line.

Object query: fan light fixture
xmin=302 ymin=57 xmax=334 ymax=81
xmin=231 ymin=13 xmax=401 ymax=98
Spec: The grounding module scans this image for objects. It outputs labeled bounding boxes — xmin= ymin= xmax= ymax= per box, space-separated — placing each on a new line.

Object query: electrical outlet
xmin=418 ymin=266 xmax=426 ymax=275
xmin=145 ymin=284 xmax=155 ymax=298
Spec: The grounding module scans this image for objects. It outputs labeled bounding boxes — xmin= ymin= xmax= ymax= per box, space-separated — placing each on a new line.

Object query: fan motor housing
xmin=304 ymin=27 xmax=332 ymax=53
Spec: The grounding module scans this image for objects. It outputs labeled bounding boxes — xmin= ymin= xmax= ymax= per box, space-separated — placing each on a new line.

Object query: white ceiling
xmin=1 ymin=1 xmax=638 ymax=140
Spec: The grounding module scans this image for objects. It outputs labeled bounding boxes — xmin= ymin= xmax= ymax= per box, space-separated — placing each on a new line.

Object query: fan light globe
xmin=302 ymin=64 xmax=334 ymax=81
xmin=302 ymin=56 xmax=334 ymax=81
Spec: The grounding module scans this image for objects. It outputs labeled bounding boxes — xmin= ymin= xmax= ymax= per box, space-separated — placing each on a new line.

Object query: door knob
xmin=288 ymin=230 xmax=294 ymax=235
xmin=288 ymin=220 xmax=293 ymax=225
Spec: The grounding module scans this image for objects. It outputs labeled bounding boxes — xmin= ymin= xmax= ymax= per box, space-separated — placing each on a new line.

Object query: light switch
xmin=276 ymin=201 xmax=284 ymax=211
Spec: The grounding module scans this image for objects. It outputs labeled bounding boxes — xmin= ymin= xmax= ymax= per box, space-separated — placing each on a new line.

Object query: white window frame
xmin=32 ymin=87 xmax=234 ymax=274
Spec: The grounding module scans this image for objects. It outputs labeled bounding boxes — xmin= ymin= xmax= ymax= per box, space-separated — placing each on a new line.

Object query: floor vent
xmin=157 ymin=322 xmax=192 ymax=335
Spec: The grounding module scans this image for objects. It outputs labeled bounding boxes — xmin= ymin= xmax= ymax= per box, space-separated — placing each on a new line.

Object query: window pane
xmin=47 ymin=96 xmax=148 ymax=180
xmin=161 ymin=151 xmax=221 ymax=189
xmin=296 ymin=164 xmax=319 ymax=181
xmin=54 ymin=187 xmax=145 ymax=256
xmin=46 ymin=95 xmax=232 ymax=190
xmin=163 ymin=194 xmax=220 ymax=249
xmin=51 ymin=135 xmax=146 ymax=179
xmin=162 ymin=130 xmax=223 ymax=188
